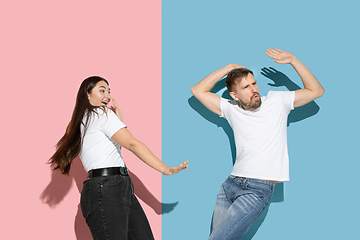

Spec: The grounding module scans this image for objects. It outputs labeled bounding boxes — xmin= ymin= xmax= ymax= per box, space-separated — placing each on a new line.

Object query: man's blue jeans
xmin=80 ymin=174 xmax=154 ymax=240
xmin=209 ymin=175 xmax=275 ymax=240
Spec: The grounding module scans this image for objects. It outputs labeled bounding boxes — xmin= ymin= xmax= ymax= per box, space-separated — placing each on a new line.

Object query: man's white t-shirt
xmin=79 ymin=107 xmax=127 ymax=172
xmin=220 ymin=91 xmax=295 ymax=182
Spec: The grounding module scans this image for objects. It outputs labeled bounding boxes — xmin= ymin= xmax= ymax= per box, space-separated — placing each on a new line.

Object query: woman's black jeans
xmin=80 ymin=174 xmax=154 ymax=240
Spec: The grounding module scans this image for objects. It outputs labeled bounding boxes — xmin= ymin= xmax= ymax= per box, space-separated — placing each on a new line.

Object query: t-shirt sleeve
xmin=220 ymin=97 xmax=229 ymax=119
xmin=273 ymin=91 xmax=295 ymax=112
xmin=220 ymin=97 xmax=239 ymax=119
xmin=100 ymin=109 xmax=127 ymax=138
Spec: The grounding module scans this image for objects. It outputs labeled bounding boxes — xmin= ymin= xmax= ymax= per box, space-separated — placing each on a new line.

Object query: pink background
xmin=1 ymin=1 xmax=162 ymax=239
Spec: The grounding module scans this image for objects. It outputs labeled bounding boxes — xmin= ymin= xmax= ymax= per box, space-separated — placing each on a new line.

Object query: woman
xmin=49 ymin=76 xmax=188 ymax=240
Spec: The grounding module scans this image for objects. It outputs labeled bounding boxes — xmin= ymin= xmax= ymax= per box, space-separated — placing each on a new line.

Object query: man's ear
xmin=229 ymin=92 xmax=239 ymax=101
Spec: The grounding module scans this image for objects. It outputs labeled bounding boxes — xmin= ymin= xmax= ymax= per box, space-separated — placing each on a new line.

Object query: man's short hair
xmin=225 ymin=68 xmax=254 ymax=92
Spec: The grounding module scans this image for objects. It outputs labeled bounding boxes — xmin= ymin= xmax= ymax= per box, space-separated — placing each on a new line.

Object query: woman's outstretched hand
xmin=110 ymin=98 xmax=124 ymax=122
xmin=162 ymin=160 xmax=189 ymax=175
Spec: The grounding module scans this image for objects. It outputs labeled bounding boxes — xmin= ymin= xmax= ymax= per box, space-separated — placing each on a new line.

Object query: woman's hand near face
xmin=110 ymin=98 xmax=123 ymax=122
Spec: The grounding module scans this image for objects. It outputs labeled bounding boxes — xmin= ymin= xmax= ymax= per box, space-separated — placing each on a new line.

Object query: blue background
xmin=162 ymin=0 xmax=360 ymax=239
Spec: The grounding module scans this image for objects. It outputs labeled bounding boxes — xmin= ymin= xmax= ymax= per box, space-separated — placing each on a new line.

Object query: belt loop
xmin=120 ymin=167 xmax=129 ymax=176
xmin=242 ymin=177 xmax=248 ymax=188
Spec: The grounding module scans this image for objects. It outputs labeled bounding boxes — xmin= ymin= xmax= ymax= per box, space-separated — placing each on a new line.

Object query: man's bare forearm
xmin=266 ymin=48 xmax=325 ymax=107
xmin=290 ymin=58 xmax=325 ymax=98
xmin=191 ymin=64 xmax=241 ymax=96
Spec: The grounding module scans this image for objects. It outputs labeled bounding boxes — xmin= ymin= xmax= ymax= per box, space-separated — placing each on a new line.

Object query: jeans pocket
xmin=248 ymin=187 xmax=267 ymax=199
xmin=100 ymin=176 xmax=131 ymax=203
xmin=102 ymin=175 xmax=123 ymax=187
xmin=247 ymin=182 xmax=272 ymax=198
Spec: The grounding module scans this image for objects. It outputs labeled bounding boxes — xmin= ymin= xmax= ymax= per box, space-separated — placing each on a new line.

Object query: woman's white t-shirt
xmin=79 ymin=107 xmax=126 ymax=172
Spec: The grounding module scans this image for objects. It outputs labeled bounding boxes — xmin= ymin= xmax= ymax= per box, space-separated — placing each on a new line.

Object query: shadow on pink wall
xmin=40 ymin=157 xmax=177 ymax=239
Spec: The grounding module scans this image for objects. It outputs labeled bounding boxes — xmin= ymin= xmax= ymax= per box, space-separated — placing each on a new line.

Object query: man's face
xmin=229 ymin=73 xmax=261 ymax=110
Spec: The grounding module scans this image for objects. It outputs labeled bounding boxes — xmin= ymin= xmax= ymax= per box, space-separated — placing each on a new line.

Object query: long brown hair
xmin=49 ymin=76 xmax=109 ymax=174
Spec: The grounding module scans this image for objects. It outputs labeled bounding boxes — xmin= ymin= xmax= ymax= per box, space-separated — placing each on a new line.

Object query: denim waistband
xmin=229 ymin=175 xmax=276 ymax=187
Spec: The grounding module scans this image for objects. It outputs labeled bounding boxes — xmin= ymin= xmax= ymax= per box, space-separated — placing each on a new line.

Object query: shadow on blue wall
xmin=261 ymin=67 xmax=320 ymax=126
xmin=40 ymin=157 xmax=176 ymax=239
xmin=188 ymin=68 xmax=319 ymax=239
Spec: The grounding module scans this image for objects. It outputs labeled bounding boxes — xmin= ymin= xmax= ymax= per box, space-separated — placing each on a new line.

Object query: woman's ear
xmin=87 ymin=93 xmax=91 ymax=101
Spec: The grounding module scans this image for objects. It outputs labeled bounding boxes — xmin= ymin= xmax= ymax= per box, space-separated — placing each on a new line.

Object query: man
xmin=191 ymin=48 xmax=324 ymax=239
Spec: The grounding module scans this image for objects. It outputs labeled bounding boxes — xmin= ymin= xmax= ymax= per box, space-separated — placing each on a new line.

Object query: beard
xmin=239 ymin=92 xmax=261 ymax=110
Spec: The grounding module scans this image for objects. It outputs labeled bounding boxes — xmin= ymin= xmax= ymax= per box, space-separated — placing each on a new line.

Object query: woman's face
xmin=87 ymin=80 xmax=111 ymax=107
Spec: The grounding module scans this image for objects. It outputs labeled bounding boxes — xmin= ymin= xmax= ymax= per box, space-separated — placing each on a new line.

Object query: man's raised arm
xmin=191 ymin=64 xmax=244 ymax=116
xmin=266 ymin=48 xmax=325 ymax=108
